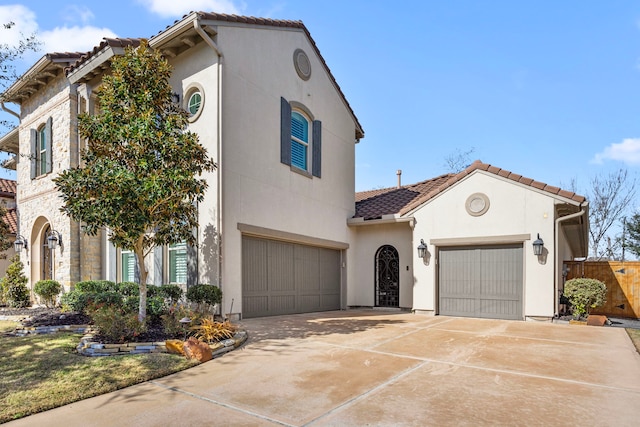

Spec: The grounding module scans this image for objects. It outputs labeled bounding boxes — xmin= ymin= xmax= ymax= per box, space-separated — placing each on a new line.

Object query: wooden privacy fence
xmin=564 ymin=261 xmax=640 ymax=319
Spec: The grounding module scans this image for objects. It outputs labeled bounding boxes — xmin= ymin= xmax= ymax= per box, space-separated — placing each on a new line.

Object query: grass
xmin=626 ymin=328 xmax=640 ymax=354
xmin=0 ymin=332 xmax=199 ymax=423
xmin=0 ymin=320 xmax=17 ymax=333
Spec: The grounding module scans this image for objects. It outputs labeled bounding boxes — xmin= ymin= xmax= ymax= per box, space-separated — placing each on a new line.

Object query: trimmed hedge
xmin=563 ymin=278 xmax=607 ymax=319
xmin=33 ymin=280 xmax=62 ymax=308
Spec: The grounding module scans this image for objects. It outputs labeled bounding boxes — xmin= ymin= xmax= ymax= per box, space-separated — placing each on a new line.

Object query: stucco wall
xmin=350 ymin=222 xmax=414 ymax=308
xmin=411 ymin=171 xmax=559 ymax=318
xmin=215 ymin=25 xmax=358 ymax=316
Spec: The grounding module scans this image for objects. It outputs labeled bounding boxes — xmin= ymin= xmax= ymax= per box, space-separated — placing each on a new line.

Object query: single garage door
xmin=438 ymin=244 xmax=523 ymax=320
xmin=242 ymin=236 xmax=341 ymax=318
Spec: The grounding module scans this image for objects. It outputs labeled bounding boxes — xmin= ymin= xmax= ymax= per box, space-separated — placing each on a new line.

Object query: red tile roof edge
xmin=396 ymin=160 xmax=586 ymax=216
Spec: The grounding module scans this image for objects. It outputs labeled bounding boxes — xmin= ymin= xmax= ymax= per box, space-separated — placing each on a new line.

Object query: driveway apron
xmin=6 ymin=310 xmax=640 ymax=426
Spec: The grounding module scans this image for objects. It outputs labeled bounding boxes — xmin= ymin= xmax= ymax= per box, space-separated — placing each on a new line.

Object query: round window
xmin=183 ymin=84 xmax=205 ymax=122
xmin=188 ymin=91 xmax=202 ymax=116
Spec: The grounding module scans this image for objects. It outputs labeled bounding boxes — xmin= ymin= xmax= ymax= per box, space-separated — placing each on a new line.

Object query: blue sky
xmin=2 ymin=0 xmax=640 ymax=195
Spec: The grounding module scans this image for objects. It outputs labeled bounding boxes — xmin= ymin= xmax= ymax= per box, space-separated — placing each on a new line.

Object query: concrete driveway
xmin=7 ymin=310 xmax=640 ymax=426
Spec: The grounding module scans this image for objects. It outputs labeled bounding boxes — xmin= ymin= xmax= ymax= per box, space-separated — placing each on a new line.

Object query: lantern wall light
xmin=47 ymin=230 xmax=62 ymax=250
xmin=14 ymin=235 xmax=27 ymax=252
xmin=532 ymin=233 xmax=544 ymax=256
xmin=417 ymin=239 xmax=427 ymax=258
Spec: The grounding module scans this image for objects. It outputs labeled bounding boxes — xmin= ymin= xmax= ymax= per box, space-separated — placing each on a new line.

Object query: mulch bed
xmin=0 ymin=307 xmax=178 ymax=342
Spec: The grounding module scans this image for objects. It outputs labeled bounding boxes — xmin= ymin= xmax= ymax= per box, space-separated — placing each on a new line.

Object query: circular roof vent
xmin=293 ymin=48 xmax=311 ymax=81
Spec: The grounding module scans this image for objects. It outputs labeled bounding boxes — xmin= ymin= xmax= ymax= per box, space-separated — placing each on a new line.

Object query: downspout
xmin=1 ymin=102 xmax=20 ymax=121
xmin=554 ymin=206 xmax=586 ymax=317
xmin=194 ymin=19 xmax=225 ymax=306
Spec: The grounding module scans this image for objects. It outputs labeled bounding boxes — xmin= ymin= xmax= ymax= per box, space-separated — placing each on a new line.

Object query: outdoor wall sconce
xmin=47 ymin=230 xmax=62 ymax=250
xmin=13 ymin=235 xmax=27 ymax=252
xmin=417 ymin=239 xmax=427 ymax=258
xmin=171 ymin=92 xmax=180 ymax=103
xmin=532 ymin=233 xmax=544 ymax=256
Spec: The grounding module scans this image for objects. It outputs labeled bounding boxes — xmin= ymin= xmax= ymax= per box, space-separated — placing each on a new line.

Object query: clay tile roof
xmin=65 ymin=38 xmax=143 ymax=75
xmin=0 ymin=178 xmax=16 ymax=195
xmin=354 ymin=174 xmax=454 ymax=220
xmin=2 ymin=208 xmax=17 ymax=235
xmin=356 ymin=160 xmax=587 ymax=220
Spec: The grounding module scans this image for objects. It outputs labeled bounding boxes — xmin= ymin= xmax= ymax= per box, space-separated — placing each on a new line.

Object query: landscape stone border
xmin=77 ymin=330 xmax=248 ymax=357
xmin=1 ymin=315 xmax=248 ymax=359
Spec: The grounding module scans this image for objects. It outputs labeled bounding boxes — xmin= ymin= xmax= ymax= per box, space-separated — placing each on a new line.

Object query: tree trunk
xmin=134 ymin=244 xmax=148 ymax=322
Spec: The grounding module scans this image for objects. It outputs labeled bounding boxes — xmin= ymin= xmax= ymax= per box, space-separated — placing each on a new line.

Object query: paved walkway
xmin=7 ymin=310 xmax=640 ymax=426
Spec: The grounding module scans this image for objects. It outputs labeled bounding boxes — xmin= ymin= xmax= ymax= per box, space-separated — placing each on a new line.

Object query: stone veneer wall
xmin=17 ymin=73 xmax=80 ymax=292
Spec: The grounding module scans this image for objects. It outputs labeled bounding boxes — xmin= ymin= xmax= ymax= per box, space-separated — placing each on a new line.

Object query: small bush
xmin=186 ymin=284 xmax=222 ymax=314
xmin=1 ymin=255 xmax=30 ymax=308
xmin=34 ymin=280 xmax=62 ymax=308
xmin=563 ymin=278 xmax=607 ymax=319
xmin=60 ymin=290 xmax=92 ymax=313
xmin=74 ymin=280 xmax=117 ymax=293
xmin=191 ymin=316 xmax=236 ymax=343
xmin=88 ymin=304 xmax=146 ymax=343
xmin=158 ymin=284 xmax=183 ymax=304
xmin=118 ymin=282 xmax=139 ymax=297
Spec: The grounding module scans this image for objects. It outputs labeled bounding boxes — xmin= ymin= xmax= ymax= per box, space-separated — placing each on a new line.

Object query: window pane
xmin=188 ymin=92 xmax=201 ymax=115
xmin=39 ymin=151 xmax=47 ymax=175
xmin=39 ymin=128 xmax=46 ymax=151
xmin=122 ymin=251 xmax=136 ymax=282
xmin=291 ymin=140 xmax=307 ymax=170
xmin=169 ymin=242 xmax=187 ymax=284
xmin=291 ymin=112 xmax=308 ymax=142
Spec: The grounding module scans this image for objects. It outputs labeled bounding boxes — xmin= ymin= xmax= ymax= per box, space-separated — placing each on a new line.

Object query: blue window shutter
xmin=45 ymin=117 xmax=53 ymax=173
xmin=30 ymin=129 xmax=37 ymax=179
xmin=280 ymin=97 xmax=291 ymax=165
xmin=291 ymin=141 xmax=307 ymax=169
xmin=312 ymin=120 xmax=321 ymax=178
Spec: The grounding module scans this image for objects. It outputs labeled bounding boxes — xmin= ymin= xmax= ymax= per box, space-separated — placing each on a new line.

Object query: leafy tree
xmin=0 ymin=203 xmax=13 ymax=259
xmin=1 ymin=21 xmax=40 ymax=129
xmin=0 ymin=254 xmax=29 ymax=307
xmin=586 ymin=169 xmax=635 ymax=260
xmin=54 ymin=40 xmax=216 ymax=321
xmin=624 ymin=213 xmax=640 ymax=258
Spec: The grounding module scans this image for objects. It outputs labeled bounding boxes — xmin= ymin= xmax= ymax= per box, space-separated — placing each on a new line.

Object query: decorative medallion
xmin=293 ymin=48 xmax=311 ymax=81
xmin=465 ymin=193 xmax=490 ymax=216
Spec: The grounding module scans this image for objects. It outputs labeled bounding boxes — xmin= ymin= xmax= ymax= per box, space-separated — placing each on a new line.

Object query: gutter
xmin=554 ymin=206 xmax=586 ymax=317
xmin=1 ymin=102 xmax=20 ymax=121
xmin=194 ymin=18 xmax=225 ymax=308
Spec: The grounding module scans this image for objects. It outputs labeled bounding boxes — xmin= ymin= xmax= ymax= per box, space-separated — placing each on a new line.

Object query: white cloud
xmin=0 ymin=4 xmax=117 ymax=58
xmin=592 ymin=138 xmax=640 ymax=165
xmin=0 ymin=5 xmax=39 ymax=47
xmin=137 ymin=0 xmax=242 ymax=18
xmin=61 ymin=5 xmax=95 ymax=25
xmin=40 ymin=26 xmax=117 ymax=53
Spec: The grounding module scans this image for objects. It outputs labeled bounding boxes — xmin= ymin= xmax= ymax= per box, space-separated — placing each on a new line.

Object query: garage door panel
xmin=242 ymin=236 xmax=341 ymax=318
xmin=439 ymin=245 xmax=523 ymax=320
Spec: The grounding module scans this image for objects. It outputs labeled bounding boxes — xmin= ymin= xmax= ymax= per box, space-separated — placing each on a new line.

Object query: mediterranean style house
xmin=0 ymin=12 xmax=588 ymax=321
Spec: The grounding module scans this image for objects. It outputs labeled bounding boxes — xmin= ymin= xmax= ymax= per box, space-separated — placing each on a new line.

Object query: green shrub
xmin=60 ymin=290 xmax=92 ymax=313
xmin=161 ymin=305 xmax=197 ymax=338
xmin=74 ymin=280 xmax=117 ymax=293
xmin=88 ymin=304 xmax=146 ymax=343
xmin=118 ymin=281 xmax=139 ymax=297
xmin=186 ymin=284 xmax=222 ymax=314
xmin=34 ymin=280 xmax=62 ymax=308
xmin=1 ymin=255 xmax=30 ymax=308
xmin=157 ymin=284 xmax=183 ymax=304
xmin=122 ymin=294 xmax=167 ymax=319
xmin=563 ymin=278 xmax=607 ymax=319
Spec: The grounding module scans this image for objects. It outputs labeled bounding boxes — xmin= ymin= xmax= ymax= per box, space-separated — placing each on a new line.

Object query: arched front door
xmin=375 ymin=245 xmax=399 ymax=307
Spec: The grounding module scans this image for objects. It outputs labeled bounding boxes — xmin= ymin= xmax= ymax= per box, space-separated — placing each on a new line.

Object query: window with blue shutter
xmin=291 ymin=112 xmax=309 ymax=170
xmin=280 ymin=98 xmax=321 ymax=177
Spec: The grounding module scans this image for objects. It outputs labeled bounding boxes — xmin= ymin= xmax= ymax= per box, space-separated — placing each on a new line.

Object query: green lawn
xmin=0 ymin=331 xmax=199 ymax=423
xmin=627 ymin=328 xmax=640 ymax=354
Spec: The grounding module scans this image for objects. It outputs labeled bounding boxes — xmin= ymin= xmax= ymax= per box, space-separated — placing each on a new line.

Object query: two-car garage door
xmin=439 ymin=244 xmax=523 ymax=320
xmin=242 ymin=236 xmax=342 ymax=318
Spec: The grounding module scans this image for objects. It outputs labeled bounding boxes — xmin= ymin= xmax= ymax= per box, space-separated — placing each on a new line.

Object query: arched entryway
xmin=375 ymin=245 xmax=399 ymax=307
xmin=30 ymin=217 xmax=54 ymax=284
